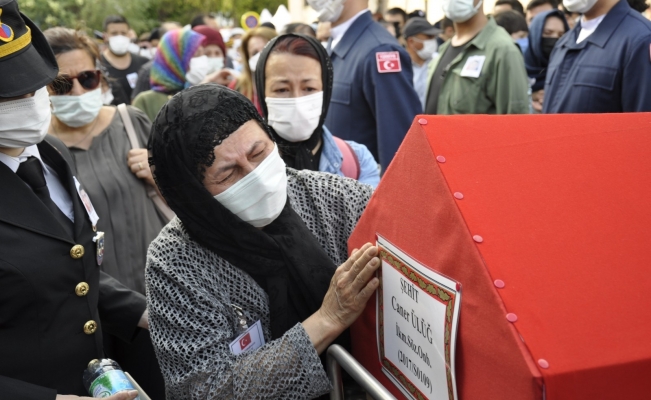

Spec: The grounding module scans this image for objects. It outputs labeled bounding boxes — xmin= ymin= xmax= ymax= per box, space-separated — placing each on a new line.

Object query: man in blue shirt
xmin=543 ymin=0 xmax=651 ymax=113
xmin=308 ymin=0 xmax=422 ymax=172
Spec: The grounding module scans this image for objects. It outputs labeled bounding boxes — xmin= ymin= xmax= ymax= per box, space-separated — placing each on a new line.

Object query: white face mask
xmin=101 ymin=89 xmax=114 ymax=105
xmin=0 ymin=87 xmax=51 ymax=148
xmin=232 ymin=38 xmax=242 ymax=51
xmin=50 ymin=88 xmax=103 ymax=128
xmin=266 ymin=92 xmax=324 ymax=142
xmin=108 ymin=35 xmax=131 ymax=56
xmin=127 ymin=42 xmax=140 ymax=55
xmin=186 ymin=56 xmax=211 ymax=85
xmin=442 ymin=0 xmax=483 ymax=23
xmin=139 ymin=47 xmax=157 ymax=59
xmin=308 ymin=0 xmax=346 ymax=23
xmin=563 ymin=0 xmax=598 ymax=13
xmin=214 ymin=144 xmax=287 ymax=228
xmin=415 ymin=38 xmax=438 ymax=60
xmin=207 ymin=56 xmax=225 ymax=73
xmin=248 ymin=52 xmax=261 ymax=72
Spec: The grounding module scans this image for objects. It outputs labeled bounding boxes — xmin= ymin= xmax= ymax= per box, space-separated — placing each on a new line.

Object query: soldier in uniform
xmin=308 ymin=0 xmax=422 ymax=173
xmin=543 ymin=0 xmax=651 ymax=113
xmin=0 ymin=1 xmax=146 ymax=398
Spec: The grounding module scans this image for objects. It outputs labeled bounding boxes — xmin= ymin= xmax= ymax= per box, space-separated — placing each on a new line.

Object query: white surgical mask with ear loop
xmin=563 ymin=0 xmax=598 ymax=13
xmin=442 ymin=0 xmax=483 ymax=23
xmin=207 ymin=56 xmax=225 ymax=73
xmin=266 ymin=92 xmax=324 ymax=142
xmin=414 ymin=38 xmax=438 ymax=60
xmin=0 ymin=87 xmax=51 ymax=148
xmin=248 ymin=52 xmax=261 ymax=72
xmin=214 ymin=144 xmax=288 ymax=228
xmin=50 ymin=88 xmax=103 ymax=128
xmin=186 ymin=56 xmax=211 ymax=85
xmin=308 ymin=0 xmax=346 ymax=23
xmin=108 ymin=35 xmax=131 ymax=56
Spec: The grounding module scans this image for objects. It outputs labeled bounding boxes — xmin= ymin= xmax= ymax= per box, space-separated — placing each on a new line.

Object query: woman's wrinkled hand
xmin=127 ymin=148 xmax=155 ymax=187
xmin=318 ymin=243 xmax=380 ymax=331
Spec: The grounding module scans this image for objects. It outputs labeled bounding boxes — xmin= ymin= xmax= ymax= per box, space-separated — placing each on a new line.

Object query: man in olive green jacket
xmin=425 ymin=0 xmax=530 ymax=115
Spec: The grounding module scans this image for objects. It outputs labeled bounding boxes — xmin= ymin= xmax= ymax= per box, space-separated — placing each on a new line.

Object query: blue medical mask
xmin=516 ymin=37 xmax=529 ymax=54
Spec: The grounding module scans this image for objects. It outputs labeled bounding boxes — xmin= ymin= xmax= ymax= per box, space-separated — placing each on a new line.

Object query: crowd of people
xmin=0 ymin=0 xmax=650 ymax=398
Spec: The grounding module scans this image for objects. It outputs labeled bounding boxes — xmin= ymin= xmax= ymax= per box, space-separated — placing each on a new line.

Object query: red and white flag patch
xmin=239 ymin=332 xmax=252 ymax=350
xmin=376 ymin=51 xmax=402 ymax=73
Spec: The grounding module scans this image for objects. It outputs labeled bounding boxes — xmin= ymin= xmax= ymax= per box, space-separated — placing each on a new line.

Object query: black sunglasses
xmin=49 ymin=70 xmax=102 ymax=95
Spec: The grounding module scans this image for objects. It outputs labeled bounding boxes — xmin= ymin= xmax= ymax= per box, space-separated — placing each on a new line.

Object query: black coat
xmin=0 ymin=136 xmax=147 ymax=399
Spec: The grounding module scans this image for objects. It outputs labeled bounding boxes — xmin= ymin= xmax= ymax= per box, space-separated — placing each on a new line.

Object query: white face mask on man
xmin=50 ymin=88 xmax=103 ymax=128
xmin=214 ymin=144 xmax=288 ymax=228
xmin=414 ymin=38 xmax=438 ymax=60
xmin=265 ymin=91 xmax=324 ymax=142
xmin=108 ymin=35 xmax=131 ymax=56
xmin=442 ymin=0 xmax=484 ymax=23
xmin=308 ymin=0 xmax=347 ymax=23
xmin=562 ymin=0 xmax=598 ymax=13
xmin=0 ymin=87 xmax=51 ymax=148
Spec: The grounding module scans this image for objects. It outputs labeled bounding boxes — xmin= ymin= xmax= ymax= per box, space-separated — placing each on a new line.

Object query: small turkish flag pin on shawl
xmin=239 ymin=332 xmax=252 ymax=350
xmin=376 ymin=51 xmax=402 ymax=73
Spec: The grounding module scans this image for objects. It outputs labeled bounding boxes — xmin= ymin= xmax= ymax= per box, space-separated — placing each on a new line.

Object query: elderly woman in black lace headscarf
xmin=146 ymin=83 xmax=379 ymax=399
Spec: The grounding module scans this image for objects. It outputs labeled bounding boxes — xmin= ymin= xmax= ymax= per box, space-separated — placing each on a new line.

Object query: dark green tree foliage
xmin=19 ymin=0 xmax=287 ymax=35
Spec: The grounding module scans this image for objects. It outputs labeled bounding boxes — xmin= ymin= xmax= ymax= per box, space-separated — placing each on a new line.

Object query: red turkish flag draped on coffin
xmin=349 ymin=113 xmax=651 ymax=400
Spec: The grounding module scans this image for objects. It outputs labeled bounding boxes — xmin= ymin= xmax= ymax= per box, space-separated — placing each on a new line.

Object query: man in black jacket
xmin=0 ymin=1 xmax=145 ymax=398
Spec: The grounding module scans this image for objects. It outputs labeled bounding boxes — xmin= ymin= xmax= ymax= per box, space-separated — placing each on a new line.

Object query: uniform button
xmin=75 ymin=282 xmax=90 ymax=297
xmin=70 ymin=245 xmax=85 ymax=259
xmin=84 ymin=320 xmax=97 ymax=335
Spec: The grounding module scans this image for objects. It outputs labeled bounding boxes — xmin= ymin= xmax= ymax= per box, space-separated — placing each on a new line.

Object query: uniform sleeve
xmin=0 ymin=376 xmax=56 ymax=400
xmin=622 ymin=33 xmax=651 ymax=112
xmin=491 ymin=44 xmax=531 ymax=114
xmin=98 ymin=271 xmax=147 ymax=343
xmin=362 ymin=44 xmax=422 ymax=172
xmin=146 ymin=244 xmax=331 ymax=400
xmin=346 ymin=140 xmax=380 ymax=188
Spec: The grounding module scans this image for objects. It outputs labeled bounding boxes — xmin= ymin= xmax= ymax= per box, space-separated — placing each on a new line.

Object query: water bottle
xmin=83 ymin=359 xmax=140 ymax=399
